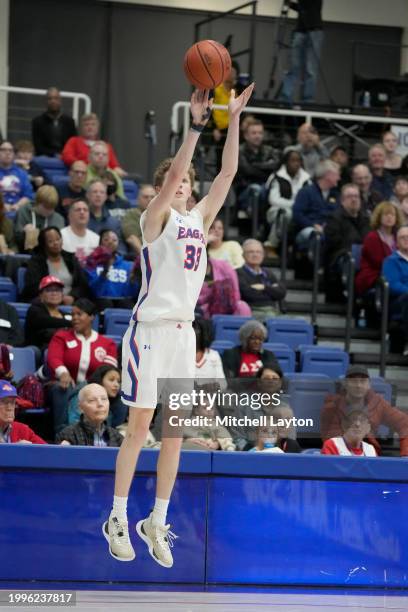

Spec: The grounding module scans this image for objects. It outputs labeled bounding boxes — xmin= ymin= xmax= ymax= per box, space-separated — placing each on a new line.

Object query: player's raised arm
xmin=197 ymin=83 xmax=254 ymax=233
xmin=144 ymin=90 xmax=212 ymax=231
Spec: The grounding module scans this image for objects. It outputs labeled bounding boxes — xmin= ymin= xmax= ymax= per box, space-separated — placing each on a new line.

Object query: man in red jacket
xmin=320 ymin=365 xmax=408 ymax=456
xmin=0 ymin=380 xmax=46 ymax=444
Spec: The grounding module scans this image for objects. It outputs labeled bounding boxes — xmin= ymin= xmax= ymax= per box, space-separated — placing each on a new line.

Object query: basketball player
xmin=103 ymin=83 xmax=254 ymax=566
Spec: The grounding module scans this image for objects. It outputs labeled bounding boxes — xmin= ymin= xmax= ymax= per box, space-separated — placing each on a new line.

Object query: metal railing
xmin=0 ymin=85 xmax=92 ymax=136
xmin=341 ymin=253 xmax=356 ymax=354
xmin=275 ymin=210 xmax=288 ymax=285
xmin=309 ymin=233 xmax=322 ymax=327
xmin=170 ymin=101 xmax=408 ymax=146
xmin=375 ymin=277 xmax=389 ymax=378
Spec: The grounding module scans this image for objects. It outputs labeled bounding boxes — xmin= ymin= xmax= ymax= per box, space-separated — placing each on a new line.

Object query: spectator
xmin=289 ymin=123 xmax=329 ymax=177
xmin=193 ymin=317 xmax=226 ymax=382
xmin=351 ymin=163 xmax=383 ymax=214
xmin=0 ymin=193 xmax=17 ymax=254
xmin=324 ymin=183 xmax=370 ymax=302
xmin=186 ymin=189 xmax=199 ymax=212
xmin=232 ymin=366 xmax=301 ymax=452
xmin=237 ymin=239 xmax=286 ymax=320
xmin=21 ymin=227 xmax=89 ymax=303
xmin=121 ymin=184 xmax=155 ymax=254
xmin=60 ymin=199 xmax=100 ymax=263
xmin=68 ymin=365 xmax=128 ymax=429
xmin=86 ymin=142 xmax=125 ymax=199
xmin=197 ymin=255 xmax=251 ymax=318
xmin=182 ymin=387 xmax=235 ymax=451
xmin=265 ymin=149 xmax=310 ymax=252
xmin=56 ymin=160 xmax=87 ymax=217
xmin=249 ymin=423 xmax=284 ymax=453
xmin=292 ymin=160 xmax=340 ymax=250
xmin=237 ymin=119 xmax=277 ymax=214
xmin=368 ymin=144 xmax=393 ymax=200
xmin=383 ymin=226 xmax=408 ymax=354
xmin=321 ymin=410 xmax=377 ymax=456
xmin=85 ymin=230 xmax=139 ymax=310
xmin=0 ymin=141 xmax=34 ymax=212
xmin=382 ymin=130 xmax=402 ymax=173
xmin=330 ymin=145 xmax=351 ymax=186
xmin=211 ymin=62 xmax=240 ymax=172
xmin=400 ymin=196 xmax=408 ymax=224
xmin=222 ymin=320 xmax=280 ymax=378
xmin=47 ymin=298 xmax=118 ymax=433
xmin=25 ymin=275 xmax=72 ymax=350
xmin=279 ymin=0 xmax=323 ymax=105
xmin=31 ymin=87 xmax=76 ymax=157
xmin=103 ymin=170 xmax=131 ymax=221
xmin=62 ymin=113 xmax=125 ymax=176
xmin=86 ymin=180 xmax=123 ymax=246
xmin=14 ymin=140 xmax=47 ymax=190
xmin=390 ymin=175 xmax=408 ymax=208
xmin=0 ymin=300 xmax=24 ymax=346
xmin=207 ymin=217 xmax=244 ymax=269
xmin=15 ymin=185 xmax=65 ymax=252
xmin=56 ymin=383 xmax=123 ymax=447
xmin=321 ymin=364 xmax=408 ymax=456
xmin=355 ymin=202 xmax=403 ymax=296
xmin=0 ymin=380 xmax=46 ymax=444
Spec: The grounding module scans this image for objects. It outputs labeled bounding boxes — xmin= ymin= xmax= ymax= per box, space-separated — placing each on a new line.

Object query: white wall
xmin=0 ymin=0 xmax=10 ymax=137
xmin=101 ymin=0 xmax=408 ymax=28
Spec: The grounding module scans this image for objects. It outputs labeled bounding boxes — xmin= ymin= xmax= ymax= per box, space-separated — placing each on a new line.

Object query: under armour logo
xmin=144 ymin=344 xmax=151 ymax=349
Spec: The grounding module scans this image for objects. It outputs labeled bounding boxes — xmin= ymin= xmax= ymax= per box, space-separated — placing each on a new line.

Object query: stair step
xmin=356 ymin=353 xmax=408 ymax=368
xmin=286 ymin=290 xmax=325 ymax=304
xmin=318 ymin=326 xmax=381 ymax=340
xmin=319 ymin=339 xmax=380 ymax=354
xmin=285 ymin=301 xmax=346 ymax=315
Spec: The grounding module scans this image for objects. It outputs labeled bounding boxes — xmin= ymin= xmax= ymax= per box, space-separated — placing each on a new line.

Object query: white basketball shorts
xmin=121 ymin=320 xmax=196 ymax=409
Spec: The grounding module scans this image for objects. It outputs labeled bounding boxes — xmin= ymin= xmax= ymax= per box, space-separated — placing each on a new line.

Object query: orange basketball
xmin=184 ymin=40 xmax=232 ymax=90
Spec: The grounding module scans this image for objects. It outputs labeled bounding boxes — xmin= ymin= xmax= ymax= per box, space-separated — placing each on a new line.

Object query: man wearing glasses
xmin=0 ymin=141 xmax=34 ymax=212
xmin=56 ymin=160 xmax=87 ymax=218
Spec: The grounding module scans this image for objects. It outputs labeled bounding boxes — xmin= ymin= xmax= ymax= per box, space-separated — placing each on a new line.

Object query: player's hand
xmin=228 ymin=82 xmax=255 ymax=118
xmin=190 ymin=89 xmax=213 ymax=127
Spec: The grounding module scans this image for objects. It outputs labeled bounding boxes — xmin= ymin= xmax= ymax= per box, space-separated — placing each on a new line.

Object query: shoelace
xmin=111 ymin=517 xmax=130 ymax=542
xmin=155 ymin=525 xmax=178 ymax=549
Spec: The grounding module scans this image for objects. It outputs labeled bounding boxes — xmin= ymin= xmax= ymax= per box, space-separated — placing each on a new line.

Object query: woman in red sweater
xmin=47 ymin=298 xmax=117 ymax=435
xmin=355 ymin=201 xmax=404 ymax=296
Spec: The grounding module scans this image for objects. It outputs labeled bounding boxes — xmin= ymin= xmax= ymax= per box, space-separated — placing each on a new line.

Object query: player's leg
xmin=103 ymin=407 xmax=154 ymax=562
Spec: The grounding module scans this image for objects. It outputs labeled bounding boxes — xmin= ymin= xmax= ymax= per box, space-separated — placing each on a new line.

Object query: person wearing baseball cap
xmin=0 ymin=380 xmax=46 ymax=444
xmin=25 ymin=275 xmax=72 ymax=350
xmin=320 ymin=364 xmax=408 ymax=456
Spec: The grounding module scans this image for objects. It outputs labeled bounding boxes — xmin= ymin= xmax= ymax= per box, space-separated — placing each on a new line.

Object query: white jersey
xmin=132 ymin=207 xmax=207 ymax=322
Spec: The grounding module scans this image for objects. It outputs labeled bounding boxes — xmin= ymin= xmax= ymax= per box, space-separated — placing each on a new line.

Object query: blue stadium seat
xmin=300 ymin=346 xmax=350 ymax=378
xmin=351 ymin=243 xmax=363 ymax=271
xmin=33 ymin=156 xmax=69 ymax=182
xmin=51 ymin=176 xmax=69 ymax=189
xmin=123 ymin=180 xmax=139 ymax=206
xmin=263 ymin=342 xmax=295 ymax=373
xmin=285 ymin=374 xmax=335 ymax=435
xmin=0 ymin=277 xmax=17 ymax=301
xmin=9 ymin=347 xmax=36 ymax=381
xmin=106 ymin=334 xmax=123 ymax=347
xmin=9 ymin=302 xmax=30 ymax=326
xmin=266 ymin=317 xmax=314 ymax=350
xmin=212 ymin=315 xmax=252 ymax=344
xmin=104 ymin=308 xmax=132 ymax=335
xmin=210 ymin=340 xmax=235 ymax=355
xmin=17 ymin=268 xmax=26 ymax=296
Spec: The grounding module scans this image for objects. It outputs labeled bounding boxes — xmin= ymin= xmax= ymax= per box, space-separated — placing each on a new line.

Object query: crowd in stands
xmin=1 ymin=86 xmax=408 ymax=458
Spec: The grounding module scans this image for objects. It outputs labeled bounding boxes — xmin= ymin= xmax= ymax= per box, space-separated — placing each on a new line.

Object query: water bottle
xmin=264 ymin=441 xmax=275 ymax=449
xmin=358 ymin=308 xmax=367 ymax=329
xmin=362 ymin=91 xmax=371 ymax=108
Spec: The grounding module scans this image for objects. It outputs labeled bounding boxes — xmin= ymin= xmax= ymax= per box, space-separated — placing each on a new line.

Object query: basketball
xmin=183 ymin=40 xmax=232 ymax=90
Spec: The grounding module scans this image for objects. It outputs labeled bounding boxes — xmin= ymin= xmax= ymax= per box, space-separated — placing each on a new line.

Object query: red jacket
xmin=355 ymin=230 xmax=393 ymax=295
xmin=9 ymin=421 xmax=46 ymax=444
xmin=47 ymin=329 xmax=118 ymax=383
xmin=61 ymin=136 xmax=120 ymax=169
xmin=320 ymin=389 xmax=408 ymax=456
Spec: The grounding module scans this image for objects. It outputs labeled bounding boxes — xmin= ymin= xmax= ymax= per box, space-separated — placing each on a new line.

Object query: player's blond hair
xmin=153 ymin=158 xmax=195 ymax=188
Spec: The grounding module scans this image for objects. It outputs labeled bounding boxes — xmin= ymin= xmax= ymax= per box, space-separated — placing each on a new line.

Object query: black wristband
xmin=191 ymin=123 xmax=205 ymax=133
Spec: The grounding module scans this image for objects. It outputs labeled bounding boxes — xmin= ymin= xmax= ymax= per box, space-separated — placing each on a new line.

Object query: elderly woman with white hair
xmin=221 ymin=320 xmax=280 ymax=379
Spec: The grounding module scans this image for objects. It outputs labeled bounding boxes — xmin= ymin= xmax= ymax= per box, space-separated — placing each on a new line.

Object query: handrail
xmin=309 ymin=233 xmax=321 ymax=327
xmin=275 ymin=210 xmax=288 ymax=285
xmin=0 ymin=85 xmax=91 ymax=128
xmin=375 ymin=276 xmax=389 ymax=378
xmin=341 ymin=253 xmax=355 ymax=354
xmin=171 ymin=101 xmax=408 ymax=142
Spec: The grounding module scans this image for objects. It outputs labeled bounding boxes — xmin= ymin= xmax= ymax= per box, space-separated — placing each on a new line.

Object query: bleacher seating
xmin=266 ymin=318 xmax=314 ymax=350
xmin=299 ymin=346 xmax=349 ymax=378
xmin=263 ymin=342 xmax=295 ymax=373
xmin=33 ymin=156 xmax=68 ymax=182
xmin=104 ymin=308 xmax=132 ymax=335
xmin=9 ymin=347 xmax=36 ymax=381
xmin=17 ymin=268 xmax=26 ymax=296
xmin=123 ymin=180 xmax=139 ymax=206
xmin=212 ymin=315 xmax=252 ymax=343
xmin=285 ymin=373 xmax=335 ymax=435
xmin=210 ymin=340 xmax=235 ymax=355
xmin=0 ymin=277 xmax=17 ymax=302
xmin=10 ymin=302 xmax=30 ymax=327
